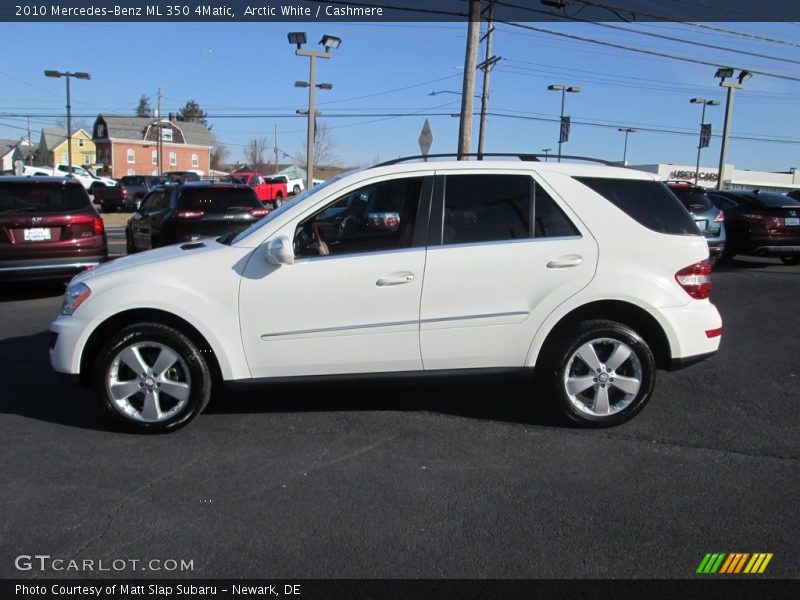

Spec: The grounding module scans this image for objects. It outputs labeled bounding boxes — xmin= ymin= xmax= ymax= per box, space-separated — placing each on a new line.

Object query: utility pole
xmin=274 ymin=124 xmax=279 ymax=174
xmin=27 ymin=116 xmax=32 ymax=165
xmin=156 ymin=88 xmax=162 ymax=176
xmin=477 ymin=0 xmax=499 ymax=159
xmin=458 ymin=0 xmax=481 ymax=160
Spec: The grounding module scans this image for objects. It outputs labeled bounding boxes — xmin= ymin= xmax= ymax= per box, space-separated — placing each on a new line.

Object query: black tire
xmin=125 ymin=230 xmax=136 ymax=254
xmin=93 ymin=323 xmax=212 ymax=433
xmin=780 ymin=256 xmax=800 ymax=266
xmin=542 ymin=320 xmax=656 ymax=428
xmin=292 ymin=185 xmax=301 ymax=195
xmin=274 ymin=193 xmax=283 ymax=208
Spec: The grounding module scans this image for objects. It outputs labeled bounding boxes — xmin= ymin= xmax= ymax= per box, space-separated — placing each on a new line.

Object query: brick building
xmin=92 ymin=115 xmax=213 ymax=179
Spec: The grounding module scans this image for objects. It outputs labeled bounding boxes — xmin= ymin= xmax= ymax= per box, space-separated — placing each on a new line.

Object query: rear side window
xmin=177 ymin=187 xmax=260 ymax=212
xmin=442 ymin=174 xmax=579 ymax=244
xmin=669 ymin=186 xmax=714 ymax=211
xmin=576 ymin=177 xmax=698 ymax=235
xmin=0 ymin=182 xmax=90 ymax=213
xmin=750 ymin=193 xmax=800 ymax=207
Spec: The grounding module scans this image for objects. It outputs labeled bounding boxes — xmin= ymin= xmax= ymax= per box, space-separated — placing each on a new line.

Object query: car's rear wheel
xmin=544 ymin=320 xmax=656 ymax=427
xmin=94 ymin=323 xmax=212 ymax=433
xmin=780 ymin=256 xmax=800 ymax=266
xmin=292 ymin=185 xmax=301 ymax=195
xmin=274 ymin=193 xmax=283 ymax=208
xmin=125 ymin=231 xmax=136 ymax=254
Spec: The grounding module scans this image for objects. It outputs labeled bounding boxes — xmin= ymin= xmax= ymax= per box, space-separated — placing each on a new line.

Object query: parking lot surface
xmin=0 ymin=259 xmax=798 ymax=578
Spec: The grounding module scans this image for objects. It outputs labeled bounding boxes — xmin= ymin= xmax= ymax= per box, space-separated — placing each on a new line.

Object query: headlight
xmin=61 ymin=282 xmax=92 ymax=316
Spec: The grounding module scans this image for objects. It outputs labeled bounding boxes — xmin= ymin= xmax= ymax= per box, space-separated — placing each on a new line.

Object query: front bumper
xmin=49 ymin=314 xmax=98 ymax=377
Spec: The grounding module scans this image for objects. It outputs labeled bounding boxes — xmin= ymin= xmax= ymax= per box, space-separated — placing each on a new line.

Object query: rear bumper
xmin=750 ymin=244 xmax=800 ymax=256
xmin=648 ymin=301 xmax=722 ymax=363
xmin=0 ymin=256 xmax=106 ymax=281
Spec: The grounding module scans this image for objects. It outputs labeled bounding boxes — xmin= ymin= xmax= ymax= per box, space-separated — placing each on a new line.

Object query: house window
xmin=191 ymin=153 xmax=199 ymax=167
xmin=152 ymin=150 xmax=158 ymax=165
xmin=169 ymin=152 xmax=177 ymax=166
xmin=83 ymin=154 xmax=91 ymax=165
xmin=161 ymin=128 xmax=173 ymax=142
xmin=127 ymin=149 xmax=135 ymax=163
xmin=97 ymin=124 xmax=105 ymax=137
xmin=78 ymin=139 xmax=84 ymax=147
xmin=127 ymin=169 xmax=135 ymax=176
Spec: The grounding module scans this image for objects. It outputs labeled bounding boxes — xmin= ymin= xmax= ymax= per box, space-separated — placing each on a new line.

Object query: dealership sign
xmin=670 ymin=169 xmax=719 ymax=182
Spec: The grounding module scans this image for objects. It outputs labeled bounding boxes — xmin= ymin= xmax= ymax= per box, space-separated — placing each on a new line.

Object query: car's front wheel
xmin=544 ymin=320 xmax=656 ymax=427
xmin=94 ymin=323 xmax=212 ymax=433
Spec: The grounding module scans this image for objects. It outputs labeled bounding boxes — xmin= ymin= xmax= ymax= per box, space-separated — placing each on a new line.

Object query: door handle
xmin=546 ymin=254 xmax=583 ymax=269
xmin=376 ymin=272 xmax=415 ymax=286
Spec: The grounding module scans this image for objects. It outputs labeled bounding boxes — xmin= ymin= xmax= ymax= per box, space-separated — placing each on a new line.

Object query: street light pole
xmin=714 ymin=68 xmax=751 ymax=191
xmin=289 ymin=33 xmax=340 ymax=191
xmin=547 ymin=84 xmax=580 ymax=162
xmin=542 ymin=148 xmax=551 ymax=162
xmin=44 ymin=70 xmax=90 ymax=175
xmin=617 ymin=128 xmax=636 ymax=165
xmin=689 ymin=97 xmax=720 ymax=185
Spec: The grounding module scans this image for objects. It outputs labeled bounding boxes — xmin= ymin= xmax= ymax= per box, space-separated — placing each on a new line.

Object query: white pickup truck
xmin=22 ymin=164 xmax=116 ymax=192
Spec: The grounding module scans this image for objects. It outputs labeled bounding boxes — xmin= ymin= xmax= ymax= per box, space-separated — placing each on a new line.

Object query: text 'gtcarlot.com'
xmin=14 ymin=554 xmax=193 ymax=572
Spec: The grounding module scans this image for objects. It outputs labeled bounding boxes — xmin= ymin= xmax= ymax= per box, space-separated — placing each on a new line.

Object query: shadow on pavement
xmin=0 ymin=330 xmax=563 ymax=431
xmin=0 ymin=281 xmax=66 ymax=302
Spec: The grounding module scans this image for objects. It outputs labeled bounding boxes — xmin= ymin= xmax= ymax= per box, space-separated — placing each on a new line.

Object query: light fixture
xmin=294 ymin=81 xmax=309 ymax=88
xmin=317 ymin=83 xmax=333 ymax=90
xmin=320 ymin=35 xmax=342 ymax=50
xmin=287 ymin=32 xmax=307 ymax=49
xmin=714 ymin=67 xmax=734 ymax=80
xmin=738 ymin=70 xmax=753 ymax=84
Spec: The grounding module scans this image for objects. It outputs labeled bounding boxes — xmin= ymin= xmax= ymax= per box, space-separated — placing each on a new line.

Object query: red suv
xmin=0 ymin=177 xmax=107 ymax=280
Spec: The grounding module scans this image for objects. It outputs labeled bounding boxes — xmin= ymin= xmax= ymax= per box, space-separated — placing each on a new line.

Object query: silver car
xmin=667 ymin=181 xmax=726 ymax=264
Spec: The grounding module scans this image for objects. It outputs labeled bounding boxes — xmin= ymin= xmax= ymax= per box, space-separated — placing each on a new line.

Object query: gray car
xmin=666 ymin=181 xmax=726 ymax=264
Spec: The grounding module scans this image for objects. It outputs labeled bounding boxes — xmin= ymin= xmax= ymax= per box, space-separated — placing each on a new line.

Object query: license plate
xmin=23 ymin=228 xmax=51 ymax=241
xmin=785 ymin=217 xmax=800 ymax=226
xmin=695 ymin=220 xmax=708 ymax=231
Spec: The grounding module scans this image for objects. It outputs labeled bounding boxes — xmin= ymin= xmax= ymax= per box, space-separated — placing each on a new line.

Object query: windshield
xmin=228 ymin=174 xmax=349 ymax=245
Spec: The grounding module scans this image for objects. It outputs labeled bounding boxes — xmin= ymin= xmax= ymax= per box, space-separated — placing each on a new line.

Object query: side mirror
xmin=265 ymin=235 xmax=294 ymax=265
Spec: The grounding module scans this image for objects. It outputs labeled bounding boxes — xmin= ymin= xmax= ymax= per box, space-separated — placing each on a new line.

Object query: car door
xmin=239 ymin=173 xmax=433 ymax=379
xmin=129 ymin=192 xmax=157 ymax=250
xmin=419 ymin=170 xmax=599 ymax=369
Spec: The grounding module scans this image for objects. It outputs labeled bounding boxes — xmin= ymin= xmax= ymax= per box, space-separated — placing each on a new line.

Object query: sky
xmin=0 ymin=17 xmax=798 ymax=172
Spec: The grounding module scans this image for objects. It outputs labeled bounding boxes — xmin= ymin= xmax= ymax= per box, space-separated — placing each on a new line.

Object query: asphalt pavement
xmin=0 ymin=258 xmax=798 ymax=579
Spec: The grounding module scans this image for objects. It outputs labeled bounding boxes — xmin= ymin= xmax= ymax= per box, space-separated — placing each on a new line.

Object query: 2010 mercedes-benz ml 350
xmin=50 ymin=157 xmax=722 ymax=432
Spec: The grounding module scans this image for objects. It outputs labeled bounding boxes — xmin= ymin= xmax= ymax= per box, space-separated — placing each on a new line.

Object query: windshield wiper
xmin=217 ymin=232 xmax=236 ymax=245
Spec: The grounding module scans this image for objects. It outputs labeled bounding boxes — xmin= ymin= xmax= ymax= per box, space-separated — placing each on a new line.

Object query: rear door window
xmin=440 ymin=174 xmax=579 ymax=245
xmin=576 ymin=177 xmax=698 ymax=235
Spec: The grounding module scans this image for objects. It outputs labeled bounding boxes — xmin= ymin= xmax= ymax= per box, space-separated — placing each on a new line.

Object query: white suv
xmin=49 ymin=157 xmax=722 ymax=432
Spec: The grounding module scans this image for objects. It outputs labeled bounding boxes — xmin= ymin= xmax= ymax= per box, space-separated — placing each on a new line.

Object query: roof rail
xmin=373 ymin=153 xmax=619 ymax=167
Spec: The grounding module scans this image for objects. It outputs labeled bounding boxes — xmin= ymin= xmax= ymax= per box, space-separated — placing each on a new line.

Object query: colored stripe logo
xmin=697 ymin=553 xmax=773 ymax=574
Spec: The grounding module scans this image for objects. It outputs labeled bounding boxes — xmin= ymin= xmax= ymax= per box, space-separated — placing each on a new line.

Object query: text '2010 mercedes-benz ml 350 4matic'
xmin=49 ymin=155 xmax=722 ymax=433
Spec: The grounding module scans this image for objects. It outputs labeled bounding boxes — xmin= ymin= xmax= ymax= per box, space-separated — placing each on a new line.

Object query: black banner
xmin=2 ymin=579 xmax=799 ymax=600
xmin=700 ymin=123 xmax=712 ymax=149
xmin=559 ymin=115 xmax=570 ymax=144
xmin=1 ymin=0 xmax=800 ymax=22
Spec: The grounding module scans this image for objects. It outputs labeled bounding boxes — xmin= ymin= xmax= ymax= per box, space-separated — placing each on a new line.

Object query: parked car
xmin=0 ymin=176 xmax=107 ymax=280
xmin=94 ymin=175 xmax=165 ymax=212
xmin=273 ymin=174 xmax=305 ymax=196
xmin=665 ymin=180 xmax=726 ymax=264
xmin=707 ymin=189 xmax=800 ymax=265
xmin=231 ymin=172 xmax=287 ymax=208
xmin=124 ymin=181 xmax=270 ymax=253
xmin=50 ymin=156 xmax=721 ymax=433
xmin=21 ymin=164 xmax=113 ymax=193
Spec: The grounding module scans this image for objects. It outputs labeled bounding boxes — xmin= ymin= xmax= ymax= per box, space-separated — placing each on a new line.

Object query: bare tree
xmin=294 ymin=120 xmax=338 ymax=170
xmin=244 ymin=137 xmax=269 ymax=172
xmin=136 ymin=94 xmax=153 ymax=118
xmin=210 ymin=136 xmax=229 ymax=171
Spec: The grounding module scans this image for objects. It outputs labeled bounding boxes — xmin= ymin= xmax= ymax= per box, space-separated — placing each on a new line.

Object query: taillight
xmin=675 ymin=260 xmax=713 ymax=300
xmin=93 ymin=217 xmax=104 ymax=236
xmin=68 ymin=215 xmax=105 ymax=237
xmin=120 ymin=185 xmax=127 ymax=199
xmin=174 ymin=210 xmax=205 ymax=219
xmin=741 ymin=213 xmax=764 ymax=224
xmin=705 ymin=327 xmax=722 ymax=338
xmin=250 ymin=208 xmax=270 ymax=217
xmin=713 ymin=211 xmax=724 ymax=223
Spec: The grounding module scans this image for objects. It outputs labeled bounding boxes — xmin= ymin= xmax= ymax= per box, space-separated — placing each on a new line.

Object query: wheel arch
xmin=532 ymin=300 xmax=672 ymax=370
xmin=79 ymin=308 xmax=223 ymax=386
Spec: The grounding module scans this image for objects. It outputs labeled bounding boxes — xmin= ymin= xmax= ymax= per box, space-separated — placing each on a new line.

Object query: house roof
xmin=42 ymin=128 xmax=67 ymax=150
xmin=97 ymin=115 xmax=213 ymax=147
